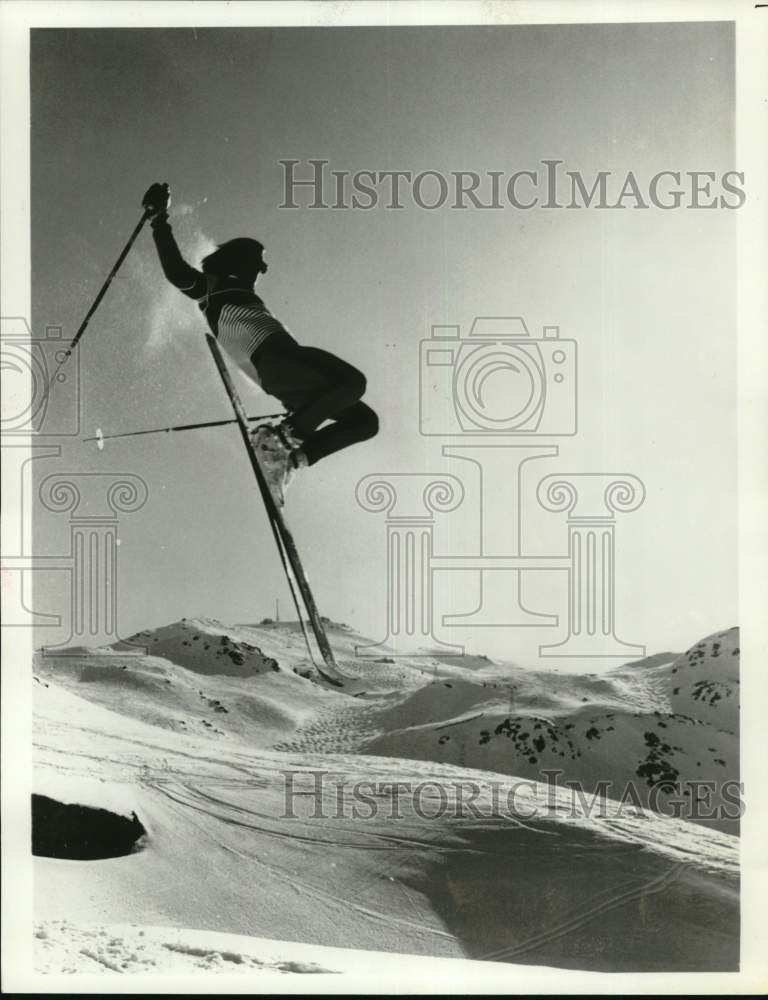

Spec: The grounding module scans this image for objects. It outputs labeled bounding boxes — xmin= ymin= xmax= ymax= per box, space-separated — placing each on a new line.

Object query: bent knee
xmin=347 ymin=368 xmax=367 ymax=400
xmin=361 ymin=406 xmax=379 ymax=440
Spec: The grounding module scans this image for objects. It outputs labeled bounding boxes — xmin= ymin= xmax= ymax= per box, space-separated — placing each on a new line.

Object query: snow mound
xmin=127 ymin=619 xmax=280 ymax=678
xmin=34 ymin=921 xmax=338 ymax=975
xmin=643 ymin=626 xmax=739 ymax=730
xmin=363 ymin=628 xmax=741 ymax=833
xmin=35 ymin=649 xmax=326 ymax=748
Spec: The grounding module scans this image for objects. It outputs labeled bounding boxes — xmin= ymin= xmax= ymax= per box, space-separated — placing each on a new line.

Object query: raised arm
xmin=142 ymin=183 xmax=206 ymax=299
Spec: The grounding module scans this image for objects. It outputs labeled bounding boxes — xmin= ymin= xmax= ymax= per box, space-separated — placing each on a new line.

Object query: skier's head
xmin=201 ymin=238 xmax=268 ymax=284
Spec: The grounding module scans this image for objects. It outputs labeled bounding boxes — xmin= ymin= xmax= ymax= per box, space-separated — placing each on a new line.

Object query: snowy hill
xmin=362 ymin=629 xmax=740 ymax=834
xmin=32 ymin=620 xmax=740 ymax=975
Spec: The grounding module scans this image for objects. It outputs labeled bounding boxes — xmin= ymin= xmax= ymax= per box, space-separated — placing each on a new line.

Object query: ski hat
xmin=202 ymin=238 xmax=268 ymax=278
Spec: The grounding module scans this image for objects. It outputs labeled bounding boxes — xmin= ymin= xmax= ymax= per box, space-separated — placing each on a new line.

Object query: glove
xmin=142 ymin=182 xmax=171 ymax=218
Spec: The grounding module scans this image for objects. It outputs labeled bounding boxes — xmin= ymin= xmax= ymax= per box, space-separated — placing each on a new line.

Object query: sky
xmin=26 ymin=22 xmax=737 ymax=668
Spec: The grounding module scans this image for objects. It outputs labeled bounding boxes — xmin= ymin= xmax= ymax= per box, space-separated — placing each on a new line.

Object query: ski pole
xmin=46 ymin=208 xmax=152 ymax=394
xmin=83 ymin=412 xmax=285 ymax=447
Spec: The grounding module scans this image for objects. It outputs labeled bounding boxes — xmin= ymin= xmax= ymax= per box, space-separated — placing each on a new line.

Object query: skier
xmin=142 ymin=182 xmax=378 ymax=503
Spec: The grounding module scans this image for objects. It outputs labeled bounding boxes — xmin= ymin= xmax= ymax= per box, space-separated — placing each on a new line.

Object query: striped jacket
xmin=151 ymin=215 xmax=288 ymax=377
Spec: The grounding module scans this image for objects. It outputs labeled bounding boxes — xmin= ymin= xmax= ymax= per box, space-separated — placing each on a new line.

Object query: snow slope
xmin=34 ymin=921 xmax=337 ymax=975
xmin=362 ymin=629 xmax=740 ymax=834
xmin=32 ymin=620 xmax=740 ymax=975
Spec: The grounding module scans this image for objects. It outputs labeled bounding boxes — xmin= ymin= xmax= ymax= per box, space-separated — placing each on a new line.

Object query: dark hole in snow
xmin=31 ymin=794 xmax=146 ymax=860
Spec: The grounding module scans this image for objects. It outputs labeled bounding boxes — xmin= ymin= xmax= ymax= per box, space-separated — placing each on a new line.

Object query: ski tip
xmin=95 ymin=427 xmax=104 ymax=451
xmin=315 ymin=667 xmax=346 ymax=689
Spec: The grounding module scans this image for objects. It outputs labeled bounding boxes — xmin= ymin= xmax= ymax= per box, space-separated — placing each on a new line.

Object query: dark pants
xmin=252 ymin=333 xmax=379 ymax=466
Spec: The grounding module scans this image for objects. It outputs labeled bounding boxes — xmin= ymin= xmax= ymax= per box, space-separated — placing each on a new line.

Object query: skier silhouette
xmin=142 ymin=182 xmax=378 ymax=504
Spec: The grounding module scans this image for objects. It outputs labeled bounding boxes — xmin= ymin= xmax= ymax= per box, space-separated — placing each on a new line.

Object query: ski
xmin=204 ymin=333 xmax=347 ymax=687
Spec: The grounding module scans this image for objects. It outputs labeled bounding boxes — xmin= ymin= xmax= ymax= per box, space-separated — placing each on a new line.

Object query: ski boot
xmin=272 ymin=420 xmax=305 ymax=455
xmin=272 ymin=421 xmax=308 ymax=504
xmin=250 ymin=422 xmax=306 ymax=506
xmin=250 ymin=423 xmax=283 ymax=460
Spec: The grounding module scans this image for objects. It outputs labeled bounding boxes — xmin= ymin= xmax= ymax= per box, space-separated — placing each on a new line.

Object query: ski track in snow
xmin=31 ymin=619 xmax=741 ymax=975
xmin=272 ymin=701 xmax=384 ymax=753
